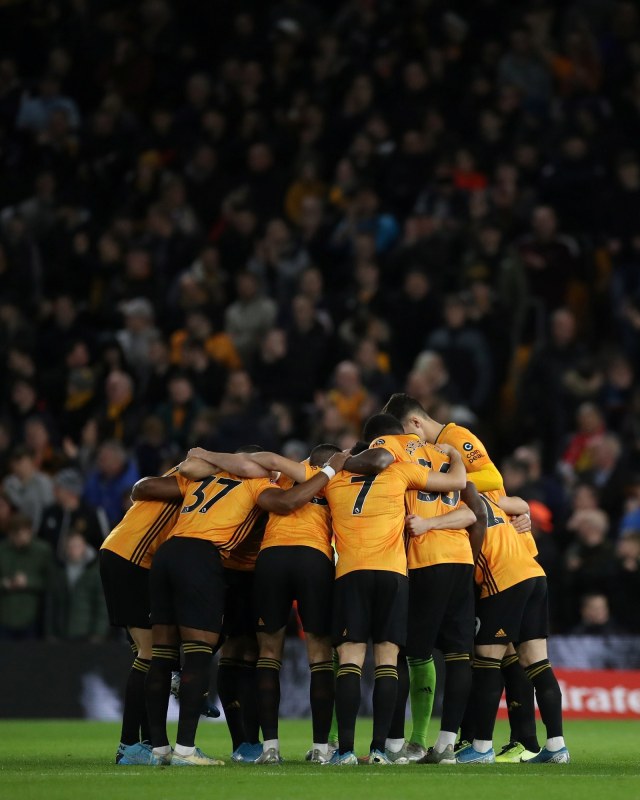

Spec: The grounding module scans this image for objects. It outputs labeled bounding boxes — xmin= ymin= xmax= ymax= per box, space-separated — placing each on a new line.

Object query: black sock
xmin=387 ymin=653 xmax=408 ymax=740
xmin=441 ymin=653 xmax=472 ymax=736
xmin=371 ymin=665 xmax=398 ymax=753
xmin=309 ymin=661 xmax=334 ymax=744
xmin=177 ymin=641 xmax=214 ymax=748
xmin=336 ymin=663 xmax=361 ymax=754
xmin=240 ymin=659 xmax=260 ymax=745
xmin=217 ymin=657 xmax=245 ymax=750
xmin=470 ymin=656 xmax=503 ymax=741
xmin=121 ymin=657 xmax=150 ymax=745
xmin=146 ymin=645 xmax=179 ymax=748
xmin=524 ymin=660 xmax=563 ymax=740
xmin=256 ymin=657 xmax=281 ymax=742
xmin=502 ymin=653 xmax=540 ymax=752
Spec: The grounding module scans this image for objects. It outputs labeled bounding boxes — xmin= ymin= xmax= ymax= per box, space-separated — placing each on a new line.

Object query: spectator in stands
xmin=115 ymin=298 xmax=159 ymax=380
xmin=286 ymin=294 xmax=332 ymax=402
xmin=612 ymin=533 xmax=640 ymax=633
xmin=570 ymin=593 xmax=623 ymax=636
xmin=325 ymin=361 xmax=375 ymax=431
xmin=39 ymin=469 xmax=106 ymax=562
xmin=45 ymin=532 xmax=108 ymax=641
xmin=224 ymin=271 xmax=277 ymax=362
xmin=426 ymin=294 xmax=493 ymax=412
xmin=518 ymin=308 xmax=588 ymax=469
xmin=16 ymin=74 xmax=80 ymax=133
xmin=181 ymin=338 xmax=228 ymax=406
xmin=583 ymin=433 xmax=627 ymax=524
xmin=3 ymin=446 xmax=54 ymax=531
xmin=170 ymin=308 xmax=241 ymax=372
xmin=0 ymin=514 xmax=53 ymax=640
xmin=387 ymin=269 xmax=441 ymax=377
xmin=564 ymin=508 xmax=617 ymax=626
xmin=82 ymin=441 xmax=139 ymax=527
xmin=353 ymin=337 xmax=396 ymax=403
xmin=248 ymin=218 xmax=310 ymax=305
xmin=518 ymin=206 xmax=581 ymax=314
xmin=155 ymin=372 xmax=203 ymax=450
xmin=96 ymin=370 xmax=140 ymax=447
xmin=562 ymin=402 xmax=607 ymax=475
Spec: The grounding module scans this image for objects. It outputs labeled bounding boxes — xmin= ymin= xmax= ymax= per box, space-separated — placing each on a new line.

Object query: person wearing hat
xmin=39 ymin=468 xmax=107 ymax=563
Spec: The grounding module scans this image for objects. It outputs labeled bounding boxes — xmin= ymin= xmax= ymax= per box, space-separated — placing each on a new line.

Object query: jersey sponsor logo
xmin=465 ymin=448 xmax=484 ymax=463
xmin=495 ymin=628 xmax=507 ymax=638
xmin=374 ymin=439 xmax=386 ymax=446
xmin=463 ymin=442 xmax=474 ymax=451
xmin=406 ymin=440 xmax=420 ymax=455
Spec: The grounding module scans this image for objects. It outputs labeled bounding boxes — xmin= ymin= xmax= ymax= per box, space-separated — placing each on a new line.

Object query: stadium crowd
xmin=1 ymin=0 xmax=640 ymax=641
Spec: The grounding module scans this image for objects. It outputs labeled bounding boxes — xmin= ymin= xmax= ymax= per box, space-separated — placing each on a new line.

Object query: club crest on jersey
xmin=463 ymin=442 xmax=474 ymax=451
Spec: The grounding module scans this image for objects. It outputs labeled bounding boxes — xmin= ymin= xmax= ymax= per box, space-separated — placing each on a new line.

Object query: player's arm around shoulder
xmin=424 ymin=446 xmax=467 ymax=491
xmin=130 ymin=475 xmax=183 ymax=503
xmin=245 ymin=451 xmax=309 ymax=483
xmin=405 ymin=504 xmax=476 ymax=537
xmin=496 ymin=494 xmax=531 ymax=532
xmin=184 ymin=448 xmax=270 ymax=479
xmin=257 ymin=451 xmax=349 ymax=515
xmin=343 ymin=446 xmax=394 ymax=474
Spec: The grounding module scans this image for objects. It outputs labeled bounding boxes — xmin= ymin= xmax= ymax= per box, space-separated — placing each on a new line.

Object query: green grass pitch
xmin=1 ymin=719 xmax=639 ymax=800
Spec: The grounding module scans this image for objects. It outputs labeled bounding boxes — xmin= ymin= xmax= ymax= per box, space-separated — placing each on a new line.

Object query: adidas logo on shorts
xmin=495 ymin=628 xmax=507 ymax=637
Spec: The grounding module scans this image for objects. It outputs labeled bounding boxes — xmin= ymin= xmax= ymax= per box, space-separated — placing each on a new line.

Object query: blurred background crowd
xmin=1 ymin=0 xmax=640 ymax=642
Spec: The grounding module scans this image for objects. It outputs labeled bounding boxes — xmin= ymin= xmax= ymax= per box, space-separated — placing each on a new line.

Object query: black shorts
xmin=254 ymin=546 xmax=334 ymax=636
xmin=406 ymin=563 xmax=475 ymax=658
xmin=100 ymin=549 xmax=151 ymax=629
xmin=222 ymin=568 xmax=256 ymax=639
xmin=475 ymin=576 xmax=549 ymax=646
xmin=332 ymin=570 xmax=408 ymax=647
xmin=150 ymin=537 xmax=225 ymax=633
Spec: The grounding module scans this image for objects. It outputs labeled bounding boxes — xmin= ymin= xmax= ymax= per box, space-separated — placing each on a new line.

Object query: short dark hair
xmin=235 ymin=444 xmax=264 ymax=454
xmin=362 ymin=413 xmax=404 ymax=442
xmin=350 ymin=440 xmax=369 ymax=455
xmin=382 ymin=393 xmax=428 ymax=423
xmin=310 ymin=443 xmax=340 ymax=467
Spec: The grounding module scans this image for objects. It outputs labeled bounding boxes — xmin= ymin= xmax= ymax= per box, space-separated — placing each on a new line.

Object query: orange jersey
xmin=435 ymin=424 xmax=538 ymax=558
xmin=261 ymin=463 xmax=333 ymax=560
xmin=325 ymin=462 xmax=432 ymax=578
xmin=169 ymin=471 xmax=273 ymax=556
xmin=370 ymin=434 xmax=472 ymax=568
xmin=484 ymin=488 xmax=538 ymax=558
xmin=435 ymin=422 xmax=503 ymax=489
xmin=224 ymin=511 xmax=268 ymax=571
xmin=101 ymin=467 xmax=190 ymax=569
xmin=475 ymin=494 xmax=545 ymax=598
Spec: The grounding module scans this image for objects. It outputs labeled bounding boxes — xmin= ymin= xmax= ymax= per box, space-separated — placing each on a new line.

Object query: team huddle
xmin=99 ymin=392 xmax=570 ymax=767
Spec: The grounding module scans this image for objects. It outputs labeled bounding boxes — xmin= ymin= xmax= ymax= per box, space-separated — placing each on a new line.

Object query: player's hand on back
xmin=437 ymin=443 xmax=458 ymax=459
xmin=511 ymin=513 xmax=531 ymax=533
xmin=327 ymin=450 xmax=350 ymax=472
xmin=405 ymin=514 xmax=430 ymax=537
xmin=187 ymin=447 xmax=210 ymax=461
